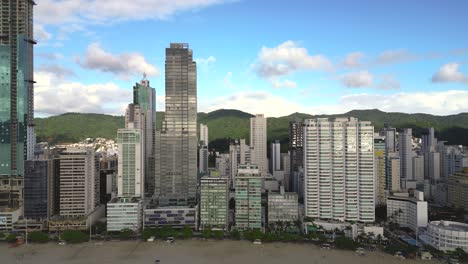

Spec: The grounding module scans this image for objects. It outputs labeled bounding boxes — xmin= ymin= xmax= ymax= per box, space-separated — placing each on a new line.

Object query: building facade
xmin=413 ymin=155 xmax=425 ymax=183
xmin=387 ymin=191 xmax=428 ymax=232
xmin=107 ymin=197 xmax=142 ymax=232
xmin=144 ymin=206 xmax=197 ymax=229
xmin=125 ymin=77 xmax=156 ymax=195
xmin=374 ymin=134 xmax=386 ymax=205
xmin=155 ymin=43 xmax=197 ymax=203
xmin=24 ymin=160 xmax=53 ymax=220
xmin=426 ymin=221 xmax=468 ymax=252
xmin=250 ymin=114 xmax=268 ymax=175
xmin=117 ymin=128 xmax=144 ymax=198
xmin=267 ymin=187 xmax=298 ymax=224
xmin=235 ymin=164 xmax=262 ymax=230
xmin=199 ymin=176 xmax=228 ymax=230
xmin=288 ymin=120 xmax=304 ymax=193
xmin=229 ymin=139 xmax=249 ymax=189
xmin=0 ymin=0 xmax=36 ymax=208
xmin=58 ymin=148 xmax=100 ymax=217
xmin=399 ymin=128 xmax=413 ymax=181
xmin=303 ymin=117 xmax=375 ymax=223
xmin=447 ymin=168 xmax=468 ymax=211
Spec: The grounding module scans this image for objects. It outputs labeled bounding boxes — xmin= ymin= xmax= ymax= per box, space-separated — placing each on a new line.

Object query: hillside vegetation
xmin=35 ymin=109 xmax=468 ymax=149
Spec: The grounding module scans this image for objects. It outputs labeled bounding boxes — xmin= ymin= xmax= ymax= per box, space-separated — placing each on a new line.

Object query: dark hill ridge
xmin=35 ymin=109 xmax=468 ymax=148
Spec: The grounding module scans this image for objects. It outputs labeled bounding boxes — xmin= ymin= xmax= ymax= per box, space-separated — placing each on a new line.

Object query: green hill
xmin=35 ymin=109 xmax=468 ymax=150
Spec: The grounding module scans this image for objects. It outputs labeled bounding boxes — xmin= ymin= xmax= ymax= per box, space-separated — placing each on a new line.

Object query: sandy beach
xmin=0 ymin=240 xmax=440 ymax=264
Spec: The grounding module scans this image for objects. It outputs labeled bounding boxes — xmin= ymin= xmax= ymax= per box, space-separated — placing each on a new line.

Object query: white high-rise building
xmin=399 ymin=128 xmax=413 ymax=181
xmin=387 ymin=190 xmax=428 ymax=232
xmin=387 ymin=153 xmax=401 ymax=191
xmin=303 ymin=117 xmax=375 ymax=223
xmin=200 ymin=124 xmax=209 ymax=146
xmin=413 ymin=155 xmax=425 ymax=183
xmin=250 ymin=114 xmax=268 ymax=175
xmin=117 ymin=127 xmax=144 ymax=198
xmin=429 ymin=152 xmax=441 ymax=180
xmin=59 ymin=148 xmax=100 ymax=217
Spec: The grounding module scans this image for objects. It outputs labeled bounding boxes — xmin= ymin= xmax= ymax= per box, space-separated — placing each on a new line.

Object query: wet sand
xmin=0 ymin=240 xmax=440 ymax=264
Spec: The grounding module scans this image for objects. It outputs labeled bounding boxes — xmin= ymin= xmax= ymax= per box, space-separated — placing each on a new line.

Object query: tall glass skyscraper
xmin=0 ymin=1 xmax=36 ymax=208
xmin=125 ymin=77 xmax=156 ymax=195
xmin=155 ymin=43 xmax=197 ymax=204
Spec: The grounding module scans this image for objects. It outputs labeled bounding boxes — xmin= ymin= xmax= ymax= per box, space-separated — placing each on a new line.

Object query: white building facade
xmin=117 ymin=128 xmax=144 ymax=198
xmin=107 ymin=197 xmax=142 ymax=232
xmin=303 ymin=117 xmax=375 ymax=223
xmin=387 ymin=190 xmax=428 ymax=232
xmin=250 ymin=114 xmax=268 ymax=175
xmin=426 ymin=221 xmax=468 ymax=252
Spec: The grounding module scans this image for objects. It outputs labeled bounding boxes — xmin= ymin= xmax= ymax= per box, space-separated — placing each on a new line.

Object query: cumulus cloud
xmin=254 ymin=41 xmax=333 ymax=78
xmin=340 ymin=71 xmax=374 ymax=88
xmin=37 ymin=64 xmax=75 ymax=79
xmin=375 ymin=49 xmax=419 ymax=65
xmin=271 ymin=79 xmax=297 ymax=89
xmin=376 ymin=75 xmax=401 ymax=90
xmin=196 ymin=56 xmax=216 ymax=66
xmin=341 ymin=52 xmax=364 ymax=68
xmin=36 ymin=0 xmax=228 ymax=25
xmin=34 ymin=24 xmax=52 ymax=44
xmin=34 ymin=71 xmax=131 ymax=116
xmin=75 ymin=42 xmax=159 ymax=79
xmin=432 ymin=63 xmax=468 ymax=84
xmin=200 ymin=89 xmax=468 ymax=117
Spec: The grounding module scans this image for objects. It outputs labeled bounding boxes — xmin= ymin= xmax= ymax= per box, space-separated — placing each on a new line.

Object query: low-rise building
xmin=107 ymin=197 xmax=142 ymax=232
xmin=144 ymin=203 xmax=197 ymax=229
xmin=267 ymin=187 xmax=298 ymax=225
xmin=199 ymin=175 xmax=228 ymax=230
xmin=387 ymin=190 xmax=428 ymax=232
xmin=0 ymin=207 xmax=22 ymax=232
xmin=426 ymin=221 xmax=468 ymax=252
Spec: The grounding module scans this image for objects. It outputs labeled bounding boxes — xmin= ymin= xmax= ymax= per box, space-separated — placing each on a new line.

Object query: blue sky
xmin=34 ymin=0 xmax=468 ymax=117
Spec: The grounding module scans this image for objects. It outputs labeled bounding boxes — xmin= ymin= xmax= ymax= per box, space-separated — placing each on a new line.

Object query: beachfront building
xmin=303 ymin=117 xmax=375 ymax=223
xmin=235 ymin=164 xmax=262 ymax=230
xmin=144 ymin=204 xmax=197 ymax=229
xmin=199 ymin=175 xmax=229 ymax=230
xmin=374 ymin=134 xmax=386 ymax=205
xmin=387 ymin=190 xmax=428 ymax=232
xmin=267 ymin=187 xmax=299 ymax=225
xmin=155 ymin=43 xmax=198 ymax=204
xmin=107 ymin=197 xmax=142 ymax=232
xmin=58 ymin=147 xmax=100 ymax=218
xmin=426 ymin=221 xmax=468 ymax=252
xmin=0 ymin=207 xmax=21 ymax=232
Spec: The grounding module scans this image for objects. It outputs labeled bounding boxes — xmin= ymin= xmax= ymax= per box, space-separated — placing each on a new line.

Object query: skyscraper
xmin=380 ymin=124 xmax=397 ymax=153
xmin=125 ymin=76 xmax=156 ymax=195
xmin=399 ymin=128 xmax=413 ymax=181
xmin=155 ymin=43 xmax=197 ymax=204
xmin=288 ymin=120 xmax=303 ymax=192
xmin=117 ymin=128 xmax=144 ymax=198
xmin=303 ymin=117 xmax=375 ymax=223
xmin=270 ymin=140 xmax=281 ymax=173
xmin=250 ymin=114 xmax=268 ymax=175
xmin=0 ymin=0 xmax=36 ymax=208
xmin=235 ymin=164 xmax=262 ymax=230
xmin=374 ymin=134 xmax=386 ymax=205
xmin=199 ymin=124 xmax=208 ymax=146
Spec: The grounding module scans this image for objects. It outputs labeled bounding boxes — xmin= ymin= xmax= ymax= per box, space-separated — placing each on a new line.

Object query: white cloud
xmin=223 ymin=72 xmax=234 ymax=89
xmin=376 ymin=75 xmax=400 ymax=90
xmin=342 ymin=52 xmax=364 ymax=68
xmin=270 ymin=79 xmax=297 ymax=89
xmin=75 ymin=42 xmax=159 ymax=79
xmin=34 ymin=24 xmax=52 ymax=44
xmin=200 ymin=90 xmax=468 ymax=117
xmin=254 ymin=40 xmax=333 ymax=78
xmin=34 ymin=71 xmax=132 ymax=116
xmin=196 ymin=56 xmax=216 ymax=66
xmin=340 ymin=71 xmax=374 ymax=88
xmin=375 ymin=49 xmax=418 ymax=65
xmin=37 ymin=64 xmax=75 ymax=79
xmin=432 ymin=63 xmax=468 ymax=84
xmin=36 ymin=0 xmax=228 ymax=25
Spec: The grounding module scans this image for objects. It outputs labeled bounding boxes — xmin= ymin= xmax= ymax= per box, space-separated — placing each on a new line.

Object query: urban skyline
xmin=33 ymin=0 xmax=468 ymax=118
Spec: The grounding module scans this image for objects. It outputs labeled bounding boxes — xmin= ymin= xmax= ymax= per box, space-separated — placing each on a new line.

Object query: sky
xmin=34 ymin=0 xmax=468 ymax=117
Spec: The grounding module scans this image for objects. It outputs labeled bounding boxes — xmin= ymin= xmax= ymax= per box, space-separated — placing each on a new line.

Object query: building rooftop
xmin=430 ymin=221 xmax=468 ymax=232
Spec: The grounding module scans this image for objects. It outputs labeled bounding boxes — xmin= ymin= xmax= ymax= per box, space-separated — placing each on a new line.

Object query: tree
xmin=119 ymin=228 xmax=133 ymax=240
xmin=62 ymin=230 xmax=88 ymax=244
xmin=229 ymin=229 xmax=241 ymax=240
xmin=334 ymin=237 xmax=359 ymax=251
xmin=93 ymin=222 xmax=107 ymax=235
xmin=29 ymin=231 xmax=49 ymax=243
xmin=0 ymin=232 xmax=5 ymax=239
xmin=179 ymin=226 xmax=193 ymax=239
xmin=293 ymin=219 xmax=303 ymax=234
xmin=6 ymin=234 xmax=17 ymax=243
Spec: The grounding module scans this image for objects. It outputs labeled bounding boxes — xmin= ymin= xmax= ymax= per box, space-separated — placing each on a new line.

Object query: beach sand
xmin=0 ymin=240 xmax=440 ymax=264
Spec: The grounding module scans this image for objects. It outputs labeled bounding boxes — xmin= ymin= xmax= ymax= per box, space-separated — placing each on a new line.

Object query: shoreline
xmin=0 ymin=240 xmax=440 ymax=264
